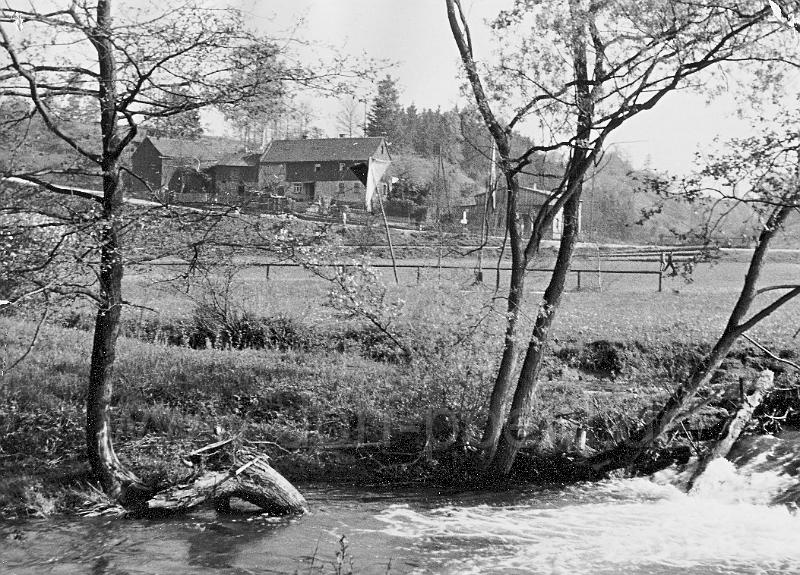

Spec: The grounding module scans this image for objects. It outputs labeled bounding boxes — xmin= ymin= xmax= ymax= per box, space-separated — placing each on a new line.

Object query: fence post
xmin=577 ymin=270 xmax=582 ymax=291
xmin=658 ymin=269 xmax=663 ymax=292
xmin=596 ymin=245 xmax=602 ymax=292
xmin=417 ymin=266 xmax=421 ymax=285
xmin=266 ymin=264 xmax=270 ymax=280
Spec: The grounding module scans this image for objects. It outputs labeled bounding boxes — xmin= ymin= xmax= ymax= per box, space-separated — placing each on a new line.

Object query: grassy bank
xmin=2 ymin=254 xmax=799 ymax=518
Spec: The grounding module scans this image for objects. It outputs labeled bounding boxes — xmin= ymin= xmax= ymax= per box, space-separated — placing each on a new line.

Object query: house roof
xmin=260 ymin=137 xmax=386 ymax=163
xmin=146 ymin=136 xmax=242 ymax=163
xmin=469 ymin=185 xmax=555 ymax=209
xmin=213 ymin=152 xmax=261 ymax=167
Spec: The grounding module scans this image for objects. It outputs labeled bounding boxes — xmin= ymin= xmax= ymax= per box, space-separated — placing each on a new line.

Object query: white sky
xmin=215 ymin=0 xmax=777 ymax=175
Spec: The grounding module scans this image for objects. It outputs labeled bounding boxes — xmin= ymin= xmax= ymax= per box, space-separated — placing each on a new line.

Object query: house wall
xmin=316 ymin=180 xmax=366 ymax=204
xmin=285 ymin=161 xmax=361 ymax=183
xmin=210 ymin=165 xmax=259 ymax=195
xmin=464 ymin=189 xmax=582 ymax=239
xmin=129 ymin=139 xmax=162 ymax=194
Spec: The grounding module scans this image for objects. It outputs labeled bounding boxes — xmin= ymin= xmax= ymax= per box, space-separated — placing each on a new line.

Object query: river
xmin=2 ymin=437 xmax=800 ymax=574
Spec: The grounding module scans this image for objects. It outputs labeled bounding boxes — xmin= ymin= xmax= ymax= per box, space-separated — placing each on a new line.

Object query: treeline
xmin=361 ymin=75 xmax=794 ymax=245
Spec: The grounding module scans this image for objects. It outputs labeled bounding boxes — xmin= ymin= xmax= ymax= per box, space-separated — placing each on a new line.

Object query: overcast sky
xmin=218 ymin=0 xmax=767 ymax=176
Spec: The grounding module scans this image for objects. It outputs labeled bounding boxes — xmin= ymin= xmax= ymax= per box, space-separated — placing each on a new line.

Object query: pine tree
xmin=366 ymin=75 xmax=402 ymax=145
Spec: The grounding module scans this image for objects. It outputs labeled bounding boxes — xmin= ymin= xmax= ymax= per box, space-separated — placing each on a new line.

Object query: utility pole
xmin=360 ymin=98 xmax=368 ymax=135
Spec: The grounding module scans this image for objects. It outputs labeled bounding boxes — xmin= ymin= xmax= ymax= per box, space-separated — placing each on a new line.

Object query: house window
xmin=314 ymin=163 xmax=321 ymax=172
xmin=292 ymin=182 xmax=302 ymax=195
xmin=354 ymin=182 xmax=363 ymax=193
xmin=338 ymin=182 xmax=346 ymax=195
xmin=339 ymin=162 xmax=346 ymax=172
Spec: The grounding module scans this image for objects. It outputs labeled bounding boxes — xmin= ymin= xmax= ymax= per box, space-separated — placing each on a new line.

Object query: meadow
xmin=120 ymin=252 xmax=800 ymax=346
xmin=1 ymin=246 xmax=798 ymax=517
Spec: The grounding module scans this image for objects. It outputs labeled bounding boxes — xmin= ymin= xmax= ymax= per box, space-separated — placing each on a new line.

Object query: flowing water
xmin=2 ymin=434 xmax=800 ymax=575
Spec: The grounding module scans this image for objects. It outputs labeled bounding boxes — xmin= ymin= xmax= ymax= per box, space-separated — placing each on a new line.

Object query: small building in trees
xmin=259 ymin=136 xmax=391 ymax=209
xmin=205 ymin=152 xmax=261 ymax=199
xmin=462 ymin=185 xmax=581 ymax=240
xmin=128 ymin=136 xmax=244 ymax=201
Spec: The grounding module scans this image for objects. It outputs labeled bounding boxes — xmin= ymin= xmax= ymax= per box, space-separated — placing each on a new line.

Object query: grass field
xmin=120 ymin=254 xmax=800 ymax=347
xmin=1 ymin=246 xmax=798 ymax=517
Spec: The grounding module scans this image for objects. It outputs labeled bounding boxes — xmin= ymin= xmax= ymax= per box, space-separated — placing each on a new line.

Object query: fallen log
xmin=687 ymin=369 xmax=774 ymax=491
xmin=147 ymin=441 xmax=307 ymax=515
xmin=148 ymin=465 xmax=307 ymax=515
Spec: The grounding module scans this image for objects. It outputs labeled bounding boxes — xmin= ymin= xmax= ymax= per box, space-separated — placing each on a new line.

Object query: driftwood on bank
xmin=84 ymin=438 xmax=307 ymax=517
xmin=148 ymin=440 xmax=307 ymax=515
xmin=687 ymin=369 xmax=774 ymax=491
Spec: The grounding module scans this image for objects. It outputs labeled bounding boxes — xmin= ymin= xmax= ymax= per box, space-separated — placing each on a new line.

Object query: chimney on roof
xmin=301 ymin=133 xmax=308 ymax=139
xmin=339 ymin=133 xmax=346 ymax=138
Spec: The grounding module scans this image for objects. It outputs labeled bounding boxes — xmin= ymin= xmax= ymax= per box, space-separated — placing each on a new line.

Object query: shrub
xmin=336 ymin=325 xmax=409 ymax=363
xmin=384 ymin=198 xmax=427 ymax=221
xmin=187 ymin=305 xmax=312 ymax=351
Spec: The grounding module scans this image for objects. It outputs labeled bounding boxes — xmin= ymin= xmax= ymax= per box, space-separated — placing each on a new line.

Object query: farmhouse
xmin=462 ymin=185 xmax=582 ymax=240
xmin=128 ymin=136 xmax=246 ymax=200
xmin=259 ymin=136 xmax=392 ymax=209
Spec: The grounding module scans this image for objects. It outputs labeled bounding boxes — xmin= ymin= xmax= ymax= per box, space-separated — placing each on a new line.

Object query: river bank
xmin=2 ymin=307 xmax=798 ymax=519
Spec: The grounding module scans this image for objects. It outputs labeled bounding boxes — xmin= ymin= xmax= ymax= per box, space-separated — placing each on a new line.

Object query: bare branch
xmin=742 ymin=333 xmax=800 ymax=371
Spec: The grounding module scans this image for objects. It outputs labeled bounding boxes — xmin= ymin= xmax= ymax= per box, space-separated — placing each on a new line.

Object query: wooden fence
xmin=252 ymin=262 xmax=665 ymax=291
xmin=598 ymin=244 xmax=720 ymax=291
xmin=139 ymin=244 xmax=718 ymax=292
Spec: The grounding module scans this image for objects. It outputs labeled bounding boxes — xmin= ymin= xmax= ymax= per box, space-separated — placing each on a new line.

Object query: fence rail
xmin=138 ymin=260 xmax=666 ymax=291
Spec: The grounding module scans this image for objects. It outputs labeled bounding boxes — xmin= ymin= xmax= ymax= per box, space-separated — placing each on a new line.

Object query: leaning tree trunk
xmin=85 ymin=0 xmax=150 ymax=505
xmin=686 ymin=369 xmax=774 ymax=491
xmin=581 ymin=205 xmax=795 ymax=479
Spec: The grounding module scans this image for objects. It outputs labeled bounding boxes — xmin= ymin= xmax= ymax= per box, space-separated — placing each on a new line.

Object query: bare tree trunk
xmin=85 ymin=0 xmax=150 ymax=505
xmin=479 ymin=172 xmax=527 ymax=462
xmin=487 ymin=0 xmax=593 ymax=475
xmin=491 ymin=192 xmax=582 ymax=475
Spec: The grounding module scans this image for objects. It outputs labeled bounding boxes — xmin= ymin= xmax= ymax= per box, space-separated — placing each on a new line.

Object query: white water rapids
xmin=376 ymin=476 xmax=800 ymax=574
xmin=374 ymin=434 xmax=800 ymax=574
xmin=1 ymin=433 xmax=799 ymax=574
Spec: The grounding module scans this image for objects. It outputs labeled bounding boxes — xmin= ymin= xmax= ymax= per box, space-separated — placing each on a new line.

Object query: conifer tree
xmin=367 ymin=75 xmax=402 ymax=145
